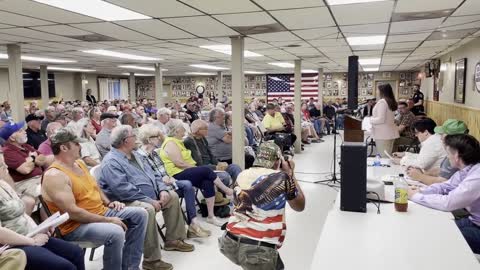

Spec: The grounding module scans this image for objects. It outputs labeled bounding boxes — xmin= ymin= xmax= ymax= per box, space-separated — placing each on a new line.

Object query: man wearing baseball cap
xmin=219 ymin=141 xmax=305 ymax=270
xmin=25 ymin=113 xmax=47 ymax=150
xmin=95 ymin=112 xmax=118 ymax=158
xmin=407 ymin=119 xmax=468 ymax=185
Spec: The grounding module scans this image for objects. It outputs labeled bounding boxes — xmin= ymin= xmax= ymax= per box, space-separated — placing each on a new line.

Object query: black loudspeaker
xmin=348 ymin=55 xmax=359 ymax=111
xmin=340 ymin=142 xmax=367 ymax=213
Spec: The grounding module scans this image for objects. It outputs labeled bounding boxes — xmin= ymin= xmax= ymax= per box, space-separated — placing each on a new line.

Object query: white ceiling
xmin=0 ymin=0 xmax=477 ymax=75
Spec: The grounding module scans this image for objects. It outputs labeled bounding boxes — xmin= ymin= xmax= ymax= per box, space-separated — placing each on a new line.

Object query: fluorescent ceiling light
xmin=346 ymin=35 xmax=386 ymax=46
xmin=245 ymin=71 xmax=265 ymax=74
xmin=327 ymin=0 xmax=387 ymax=5
xmin=200 ymin=45 xmax=263 ymax=58
xmin=83 ymin=50 xmax=162 ymax=61
xmin=118 ymin=65 xmax=167 ymax=71
xmin=47 ymin=66 xmax=96 ymax=72
xmin=122 ymin=73 xmax=153 ymax=76
xmin=33 ymin=0 xmax=150 ymax=21
xmin=185 ymin=72 xmax=216 ymax=76
xmin=189 ymin=64 xmax=228 ymax=70
xmin=359 ymin=58 xmax=381 ymax=65
xmin=363 ymin=67 xmax=379 ymax=71
xmin=269 ymin=62 xmax=294 ymax=68
xmin=0 ymin=53 xmax=76 ymax=63
xmin=302 ymin=69 xmax=318 ymax=73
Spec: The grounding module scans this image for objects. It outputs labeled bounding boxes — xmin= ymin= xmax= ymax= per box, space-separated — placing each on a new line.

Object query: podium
xmin=344 ymin=115 xmax=364 ymax=142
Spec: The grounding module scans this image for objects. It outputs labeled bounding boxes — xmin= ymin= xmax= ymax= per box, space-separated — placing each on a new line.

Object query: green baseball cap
xmin=253 ymin=141 xmax=282 ymax=169
xmin=434 ymin=119 xmax=468 ymax=135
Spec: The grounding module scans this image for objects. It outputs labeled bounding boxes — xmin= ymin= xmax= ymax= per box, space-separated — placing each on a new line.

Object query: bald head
xmin=46 ymin=122 xmax=62 ymax=138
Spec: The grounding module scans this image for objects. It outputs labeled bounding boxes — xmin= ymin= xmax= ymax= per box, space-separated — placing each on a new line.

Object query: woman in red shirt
xmin=88 ymin=107 xmax=102 ymax=135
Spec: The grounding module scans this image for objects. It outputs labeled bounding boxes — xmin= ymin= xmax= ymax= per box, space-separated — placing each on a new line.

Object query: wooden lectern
xmin=344 ymin=115 xmax=364 ymax=142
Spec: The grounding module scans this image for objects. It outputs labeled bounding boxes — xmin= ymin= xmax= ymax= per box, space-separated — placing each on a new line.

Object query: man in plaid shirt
xmin=393 ymin=101 xmax=417 ymax=152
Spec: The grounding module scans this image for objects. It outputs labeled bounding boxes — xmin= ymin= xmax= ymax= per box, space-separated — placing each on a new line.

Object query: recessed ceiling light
xmin=118 ymin=65 xmax=167 ymax=71
xmin=185 ymin=72 xmax=216 ymax=76
xmin=33 ymin=0 xmax=151 ymax=21
xmin=302 ymin=69 xmax=318 ymax=73
xmin=245 ymin=71 xmax=265 ymax=74
xmin=327 ymin=0 xmax=387 ymax=6
xmin=269 ymin=62 xmax=294 ymax=68
xmin=200 ymin=45 xmax=263 ymax=58
xmin=83 ymin=50 xmax=162 ymax=61
xmin=189 ymin=64 xmax=228 ymax=70
xmin=363 ymin=67 xmax=379 ymax=71
xmin=122 ymin=73 xmax=154 ymax=76
xmin=359 ymin=58 xmax=381 ymax=65
xmin=346 ymin=35 xmax=386 ymax=46
xmin=47 ymin=66 xmax=96 ymax=72
xmin=0 ymin=53 xmax=76 ymax=63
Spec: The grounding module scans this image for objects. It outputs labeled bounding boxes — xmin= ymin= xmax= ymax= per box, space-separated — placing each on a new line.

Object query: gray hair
xmin=138 ymin=123 xmax=163 ymax=145
xmin=46 ymin=122 xmax=62 ymax=138
xmin=110 ymin=125 xmax=133 ymax=148
xmin=166 ymin=120 xmax=185 ymax=137
xmin=71 ymin=107 xmax=84 ymax=118
xmin=157 ymin=107 xmax=171 ymax=117
xmin=191 ymin=119 xmax=207 ymax=134
xmin=208 ymin=108 xmax=224 ymax=123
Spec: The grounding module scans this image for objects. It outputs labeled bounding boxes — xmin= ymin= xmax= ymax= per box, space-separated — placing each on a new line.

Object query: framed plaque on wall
xmin=454 ymin=58 xmax=467 ymax=104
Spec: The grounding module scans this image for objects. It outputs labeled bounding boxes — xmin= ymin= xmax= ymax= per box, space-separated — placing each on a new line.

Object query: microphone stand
xmin=317 ymin=111 xmax=341 ymax=186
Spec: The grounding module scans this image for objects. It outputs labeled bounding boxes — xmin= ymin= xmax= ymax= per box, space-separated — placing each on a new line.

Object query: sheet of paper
xmin=26 ymin=212 xmax=69 ymax=237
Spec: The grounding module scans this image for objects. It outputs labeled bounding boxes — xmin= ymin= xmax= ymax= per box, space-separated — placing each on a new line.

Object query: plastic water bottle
xmin=373 ymin=154 xmax=382 ymax=166
xmin=395 ymin=174 xmax=409 ymax=212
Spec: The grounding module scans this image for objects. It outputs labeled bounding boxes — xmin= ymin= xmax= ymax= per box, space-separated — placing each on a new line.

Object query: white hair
xmin=166 ymin=121 xmax=185 ymax=137
xmin=110 ymin=125 xmax=132 ymax=148
xmin=157 ymin=107 xmax=171 ymax=117
xmin=138 ymin=123 xmax=163 ymax=145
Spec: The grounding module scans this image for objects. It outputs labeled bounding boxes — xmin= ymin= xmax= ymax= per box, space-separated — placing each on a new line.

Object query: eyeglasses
xmin=149 ymin=135 xmax=161 ymax=139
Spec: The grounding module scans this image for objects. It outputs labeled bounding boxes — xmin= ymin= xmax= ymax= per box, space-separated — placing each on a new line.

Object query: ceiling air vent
xmin=68 ymin=33 xmax=119 ymax=42
xmin=392 ymin=9 xmax=454 ymax=22
xmin=231 ymin=23 xmax=286 ymax=35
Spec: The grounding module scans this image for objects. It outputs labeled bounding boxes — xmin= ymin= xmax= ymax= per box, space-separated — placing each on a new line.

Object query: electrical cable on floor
xmin=367 ymin=191 xmax=381 ymax=214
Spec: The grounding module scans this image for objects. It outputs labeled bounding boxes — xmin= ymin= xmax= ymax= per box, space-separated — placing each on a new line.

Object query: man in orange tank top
xmin=41 ymin=129 xmax=148 ymax=270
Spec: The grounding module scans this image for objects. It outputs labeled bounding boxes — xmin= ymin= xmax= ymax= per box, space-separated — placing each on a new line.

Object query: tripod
xmin=317 ymin=113 xmax=341 ymax=185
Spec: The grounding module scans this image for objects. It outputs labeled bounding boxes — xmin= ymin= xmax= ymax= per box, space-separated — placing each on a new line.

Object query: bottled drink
xmin=395 ymin=174 xmax=408 ymax=212
xmin=373 ymin=154 xmax=382 ymax=166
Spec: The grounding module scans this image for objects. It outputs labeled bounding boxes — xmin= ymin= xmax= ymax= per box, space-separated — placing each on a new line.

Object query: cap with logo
xmin=0 ymin=121 xmax=25 ymax=140
xmin=50 ymin=128 xmax=87 ymax=145
xmin=253 ymin=141 xmax=282 ymax=169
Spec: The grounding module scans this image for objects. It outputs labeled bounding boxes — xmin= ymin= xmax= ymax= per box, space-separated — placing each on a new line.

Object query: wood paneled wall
xmin=426 ymin=101 xmax=480 ymax=140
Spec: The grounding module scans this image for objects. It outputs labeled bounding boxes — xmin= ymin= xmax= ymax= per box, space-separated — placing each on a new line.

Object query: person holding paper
xmin=0 ymin=179 xmax=84 ymax=270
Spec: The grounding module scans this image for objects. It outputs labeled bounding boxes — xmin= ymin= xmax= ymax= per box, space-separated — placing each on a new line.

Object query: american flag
xmin=266 ymin=74 xmax=319 ymax=103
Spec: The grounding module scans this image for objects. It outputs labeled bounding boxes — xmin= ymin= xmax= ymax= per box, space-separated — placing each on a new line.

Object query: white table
xmin=310 ymin=161 xmax=479 ymax=270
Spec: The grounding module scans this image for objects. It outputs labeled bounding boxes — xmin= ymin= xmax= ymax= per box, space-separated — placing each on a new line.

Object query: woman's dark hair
xmin=413 ymin=118 xmax=436 ymax=134
xmin=378 ymin=84 xmax=397 ymax=111
xmin=444 ymin=134 xmax=480 ymax=165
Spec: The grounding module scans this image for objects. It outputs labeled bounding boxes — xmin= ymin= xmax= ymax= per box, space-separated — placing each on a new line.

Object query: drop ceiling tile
xmin=421 ymin=39 xmax=460 ymax=47
xmin=390 ymin=18 xmax=444 ymax=34
xmin=105 ymin=0 xmax=201 ymax=17
xmin=63 ymin=41 xmax=107 ymax=49
xmin=255 ymin=48 xmax=290 ymax=56
xmin=72 ymin=22 xmax=157 ymax=41
xmin=331 ymin=1 xmax=394 ymax=25
xmin=385 ymin=41 xmax=420 ymax=49
xmin=381 ymin=58 xmax=406 ymax=65
xmin=341 ymin=23 xmax=389 ymax=36
xmin=269 ymin=54 xmax=299 ymax=61
xmin=0 ymin=28 xmax=77 ymax=41
xmin=283 ymin=47 xmax=318 ymax=54
xmin=245 ymin=42 xmax=274 ymax=50
xmin=0 ymin=33 xmax=41 ymax=43
xmin=352 ymin=44 xmax=384 ymax=50
xmin=164 ymin=16 xmax=238 ymax=37
xmin=97 ymin=41 xmax=140 ymax=47
xmin=31 ymin=25 xmax=93 ymax=36
xmin=0 ymin=10 xmax=55 ymax=27
xmin=353 ymin=50 xmax=382 ymax=57
xmin=395 ymin=0 xmax=463 ymax=13
xmin=254 ymin=0 xmax=324 ymax=10
xmin=309 ymin=38 xmax=347 ymax=47
xmin=249 ymin=31 xmax=300 ymax=42
xmin=293 ymin=27 xmax=339 ymax=40
xmin=0 ymin=0 xmax=100 ymax=23
xmin=453 ymin=0 xmax=480 ymax=16
xmin=180 ymin=0 xmax=260 ymax=14
xmin=270 ymin=7 xmax=335 ymax=29
xmin=319 ymin=46 xmax=351 ymax=53
xmin=213 ymin=12 xmax=276 ymax=27
xmin=116 ymin=19 xmax=194 ymax=39
xmin=387 ymin=33 xmax=431 ymax=42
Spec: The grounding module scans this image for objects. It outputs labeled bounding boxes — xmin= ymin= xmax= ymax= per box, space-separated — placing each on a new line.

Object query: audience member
xmin=76 ymin=118 xmax=100 ymax=167
xmin=411 ymin=84 xmax=425 ymax=115
xmin=95 ymin=112 xmax=118 ymax=158
xmin=154 ymin=108 xmax=171 ymax=135
xmin=40 ymin=106 xmax=56 ymax=133
xmin=392 ymin=101 xmax=417 ymax=152
xmin=0 ymin=101 xmax=12 ymax=122
xmin=65 ymin=107 xmax=85 ymax=137
xmin=88 ymin=107 xmax=102 ymax=134
xmin=41 ymin=129 xmax=148 ymax=270
xmin=362 ymin=98 xmax=375 ymax=118
xmin=370 ymin=84 xmax=399 ymax=157
xmin=25 ymin=114 xmax=47 ymax=150
xmin=86 ymin=88 xmax=97 ymax=105
xmin=185 ymin=102 xmax=199 ymax=123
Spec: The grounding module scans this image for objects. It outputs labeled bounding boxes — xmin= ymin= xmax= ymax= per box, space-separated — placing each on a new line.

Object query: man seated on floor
xmin=1 ymin=121 xmax=48 ymax=215
xmin=41 ymin=129 xmax=148 ymax=270
xmin=95 ymin=112 xmax=118 ymax=158
xmin=392 ymin=101 xmax=416 ymax=152
xmin=219 ymin=141 xmax=305 ymax=270
xmin=185 ymin=119 xmax=241 ymax=187
xmin=25 ymin=113 xmax=47 ymax=150
xmin=406 ymin=119 xmax=468 ymax=185
xmin=408 ymin=134 xmax=480 ymax=254
xmin=98 ymin=125 xmax=193 ymax=270
xmin=392 ymin=118 xmax=446 ymax=172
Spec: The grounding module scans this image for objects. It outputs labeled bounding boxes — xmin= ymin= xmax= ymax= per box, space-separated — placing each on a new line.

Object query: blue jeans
xmin=245 ymin=127 xmax=255 ymax=146
xmin=175 ymin=180 xmax=197 ymax=225
xmin=18 ymin=238 xmax=85 ymax=270
xmin=336 ymin=114 xmax=344 ymax=129
xmin=312 ymin=119 xmax=322 ymax=135
xmin=216 ymin=164 xmax=242 ymax=187
xmin=174 ymin=166 xmax=217 ymax=198
xmin=64 ymin=206 xmax=148 ymax=270
xmin=455 ymin=218 xmax=480 ymax=254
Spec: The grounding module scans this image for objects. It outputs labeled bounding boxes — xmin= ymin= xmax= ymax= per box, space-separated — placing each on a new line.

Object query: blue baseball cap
xmin=0 ymin=121 xmax=25 ymax=140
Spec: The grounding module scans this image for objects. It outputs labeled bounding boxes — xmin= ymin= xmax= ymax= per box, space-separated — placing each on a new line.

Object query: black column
xmin=348 ymin=55 xmax=359 ymax=110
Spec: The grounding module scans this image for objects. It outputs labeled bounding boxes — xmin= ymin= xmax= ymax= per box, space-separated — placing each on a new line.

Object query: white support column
xmin=230 ymin=36 xmax=245 ymax=169
xmin=217 ymin=71 xmax=223 ymax=103
xmin=154 ymin=63 xmax=163 ymax=108
xmin=294 ymin=60 xmax=302 ymax=154
xmin=318 ymin=68 xmax=324 ymax=114
xmin=40 ymin=65 xmax=49 ymax=109
xmin=7 ymin=44 xmax=24 ymax=121
xmin=129 ymin=72 xmax=136 ymax=102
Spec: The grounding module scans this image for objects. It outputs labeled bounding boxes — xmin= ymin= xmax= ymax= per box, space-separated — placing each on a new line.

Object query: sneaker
xmin=164 ymin=240 xmax=195 ymax=252
xmin=207 ymin=216 xmax=225 ymax=227
xmin=143 ymin=259 xmax=173 ymax=270
xmin=187 ymin=224 xmax=209 ymax=238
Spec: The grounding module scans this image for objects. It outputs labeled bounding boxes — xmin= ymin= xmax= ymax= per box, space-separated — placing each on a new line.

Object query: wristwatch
xmin=30 ymin=155 xmax=36 ymax=163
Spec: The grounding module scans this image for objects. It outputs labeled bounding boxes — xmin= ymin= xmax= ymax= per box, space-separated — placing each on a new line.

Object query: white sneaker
xmin=206 ymin=217 xmax=225 ymax=227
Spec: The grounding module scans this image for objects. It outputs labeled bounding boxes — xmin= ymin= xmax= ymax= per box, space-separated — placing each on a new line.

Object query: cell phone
xmin=383 ymin=181 xmax=393 ymax=185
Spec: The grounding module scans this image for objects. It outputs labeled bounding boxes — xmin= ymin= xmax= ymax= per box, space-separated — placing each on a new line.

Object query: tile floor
xmin=85 ymin=135 xmax=340 ymax=270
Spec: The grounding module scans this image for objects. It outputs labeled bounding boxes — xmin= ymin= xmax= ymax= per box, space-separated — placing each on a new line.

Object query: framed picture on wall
xmin=454 ymin=58 xmax=467 ymax=104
